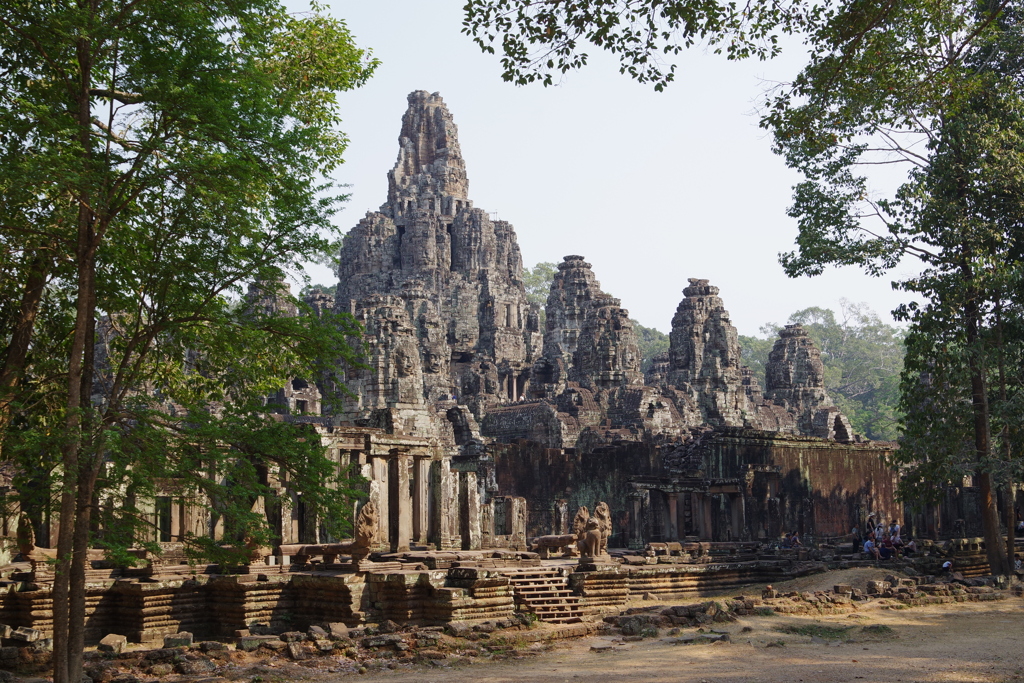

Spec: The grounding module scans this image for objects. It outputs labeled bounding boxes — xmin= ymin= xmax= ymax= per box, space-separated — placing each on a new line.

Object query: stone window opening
xmin=455 ymin=200 xmax=462 ymax=213
xmin=407 ymin=200 xmax=414 ymax=212
xmin=505 ymin=303 xmax=512 ymax=328
xmin=295 ymin=399 xmax=308 ymax=413
xmin=447 ymin=224 xmax=454 ymax=267
xmin=429 ymin=197 xmax=435 ymax=211
xmin=291 ymin=378 xmax=308 ymax=390
xmin=155 ymin=496 xmax=172 ymax=543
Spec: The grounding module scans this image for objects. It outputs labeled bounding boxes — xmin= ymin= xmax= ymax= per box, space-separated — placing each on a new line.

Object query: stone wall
xmin=477 ymin=428 xmax=898 ymax=546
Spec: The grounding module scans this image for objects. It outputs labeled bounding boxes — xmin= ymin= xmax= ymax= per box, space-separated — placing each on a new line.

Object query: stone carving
xmin=576 ymin=518 xmax=602 ymax=559
xmin=352 ymin=500 xmax=378 ymax=562
xmin=572 ymin=505 xmax=590 ymax=537
xmin=573 ymin=502 xmax=611 ymax=560
xmin=327 ymin=92 xmax=853 ymax=456
xmin=765 ymin=324 xmax=854 ymax=441
xmin=16 ymin=512 xmax=34 ymax=557
xmin=333 ymin=91 xmax=541 ymax=435
xmin=529 ymin=534 xmax=577 ymax=558
xmin=593 ymin=502 xmax=612 ymax=557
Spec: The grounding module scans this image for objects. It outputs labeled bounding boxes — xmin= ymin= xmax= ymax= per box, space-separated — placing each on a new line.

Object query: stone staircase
xmin=501 ymin=567 xmax=583 ymax=624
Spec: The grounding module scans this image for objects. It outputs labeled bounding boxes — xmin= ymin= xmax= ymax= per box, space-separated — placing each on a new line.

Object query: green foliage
xmin=462 ymin=0 xmax=817 ymax=90
xmin=739 ymin=302 xmax=905 ymax=441
xmin=633 ymin=322 xmax=670 ymax=373
xmin=0 ymin=3 xmax=378 ymax=664
xmin=523 ymin=262 xmax=558 ymax=325
xmin=761 ymin=0 xmax=1022 ymax=571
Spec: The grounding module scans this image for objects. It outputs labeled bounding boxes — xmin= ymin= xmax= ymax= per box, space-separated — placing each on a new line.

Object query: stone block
xmin=280 ymin=631 xmax=305 ymax=642
xmin=328 ymin=622 xmax=349 ymax=639
xmin=287 ymin=641 xmax=310 ymax=661
xmin=98 ymin=634 xmax=128 ymax=654
xmin=0 ymin=624 xmax=11 ymax=639
xmin=175 ymin=659 xmax=216 ymax=675
xmin=10 ymin=626 xmax=41 ymax=642
xmin=162 ymin=632 xmax=193 ymax=648
xmin=236 ymin=636 xmax=274 ymax=652
xmin=307 ymin=625 xmax=327 ymax=639
xmin=199 ymin=641 xmax=227 ymax=652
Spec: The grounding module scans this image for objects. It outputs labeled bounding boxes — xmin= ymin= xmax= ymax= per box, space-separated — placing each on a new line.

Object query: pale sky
xmin=303 ymin=1 xmax=920 ymax=336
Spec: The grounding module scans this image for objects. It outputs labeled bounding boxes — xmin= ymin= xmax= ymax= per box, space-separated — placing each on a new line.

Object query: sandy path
xmin=349 ymin=596 xmax=1024 ymax=683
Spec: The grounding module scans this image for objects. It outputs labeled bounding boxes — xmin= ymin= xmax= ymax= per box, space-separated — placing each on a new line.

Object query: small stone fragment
xmin=162 ymin=631 xmax=193 ymax=648
xmin=98 ymin=633 xmax=127 ymax=654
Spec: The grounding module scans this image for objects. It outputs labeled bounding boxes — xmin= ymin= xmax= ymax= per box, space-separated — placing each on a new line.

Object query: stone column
xmin=170 ymin=500 xmax=182 ymax=542
xmin=628 ymin=494 xmax=644 ymax=549
xmin=730 ymin=494 xmax=745 ymax=541
xmin=459 ymin=471 xmax=482 ymax=550
xmin=509 ymin=497 xmax=528 ymax=550
xmin=702 ymin=495 xmax=714 ymax=541
xmin=371 ymin=455 xmax=390 ymax=549
xmin=429 ymin=459 xmax=453 ymax=550
xmin=389 ymin=452 xmax=412 ymax=552
xmin=667 ymin=493 xmax=679 ymax=541
xmin=413 ymin=456 xmax=431 ymax=545
xmin=481 ymin=501 xmax=494 ymax=548
xmin=448 ymin=466 xmax=462 ymax=549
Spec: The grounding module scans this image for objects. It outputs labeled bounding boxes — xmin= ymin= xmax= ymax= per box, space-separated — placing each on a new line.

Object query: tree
xmin=739 ymin=302 xmax=905 ymax=440
xmin=462 ymin=0 xmax=814 ymax=90
xmin=0 ymin=1 xmax=376 ymax=679
xmin=633 ymin=322 xmax=670 ymax=372
xmin=761 ymin=0 xmax=1022 ymax=574
xmin=524 ymin=261 xmax=558 ymax=327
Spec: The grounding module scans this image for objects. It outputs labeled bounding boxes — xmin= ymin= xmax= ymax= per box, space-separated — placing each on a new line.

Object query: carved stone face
xmin=423 ymin=347 xmax=444 ymax=374
xmin=394 ymin=342 xmax=417 ymax=377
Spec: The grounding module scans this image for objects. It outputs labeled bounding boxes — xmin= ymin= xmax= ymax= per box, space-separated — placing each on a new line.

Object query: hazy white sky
xmin=304 ymin=1 xmax=921 ymax=336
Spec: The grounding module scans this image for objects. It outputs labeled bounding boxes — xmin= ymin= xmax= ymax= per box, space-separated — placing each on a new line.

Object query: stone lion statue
xmin=577 ymin=518 xmax=602 ymax=559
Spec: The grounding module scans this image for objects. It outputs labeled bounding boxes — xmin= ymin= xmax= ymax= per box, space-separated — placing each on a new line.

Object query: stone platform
xmin=0 ymin=546 xmax=832 ymax=645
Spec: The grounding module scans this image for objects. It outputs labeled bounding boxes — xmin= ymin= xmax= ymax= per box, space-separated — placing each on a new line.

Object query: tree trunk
xmin=964 ymin=286 xmax=1009 ymax=576
xmin=0 ymin=250 xmax=51 ymax=455
xmin=1007 ymin=480 xmax=1016 ymax=574
xmin=54 ymin=30 xmax=96 ymax=683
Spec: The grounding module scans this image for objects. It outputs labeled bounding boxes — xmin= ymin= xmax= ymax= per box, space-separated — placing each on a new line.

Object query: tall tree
xmin=762 ymin=0 xmax=1022 ymax=574
xmin=0 ymin=1 xmax=376 ymax=678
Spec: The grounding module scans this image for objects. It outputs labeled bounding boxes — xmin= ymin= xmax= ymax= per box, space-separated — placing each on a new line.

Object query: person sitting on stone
xmin=790 ymin=532 xmax=803 ymax=548
xmin=902 ymin=536 xmax=917 ymax=556
xmin=878 ymin=534 xmax=896 ymax=560
xmin=781 ymin=532 xmax=793 ymax=548
xmin=863 ymin=537 xmax=881 ymax=560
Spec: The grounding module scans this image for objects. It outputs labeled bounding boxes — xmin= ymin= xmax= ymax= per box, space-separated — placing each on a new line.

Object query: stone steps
xmin=502 ymin=569 xmax=582 ymax=624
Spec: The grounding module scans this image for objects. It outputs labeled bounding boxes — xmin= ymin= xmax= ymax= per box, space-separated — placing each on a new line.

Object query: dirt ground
xmin=342 ymin=569 xmax=1024 ymax=683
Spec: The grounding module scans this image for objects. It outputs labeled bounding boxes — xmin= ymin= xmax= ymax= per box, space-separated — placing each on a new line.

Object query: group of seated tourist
xmin=780 ymin=531 xmax=803 ymax=548
xmin=858 ymin=517 xmax=915 ymax=560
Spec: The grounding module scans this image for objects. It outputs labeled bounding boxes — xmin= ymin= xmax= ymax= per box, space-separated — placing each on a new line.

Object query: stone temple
xmin=323 ymin=90 xmax=895 ymax=547
xmin=0 ymin=91 xmax=953 ymax=649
